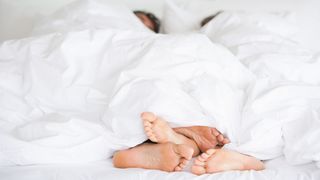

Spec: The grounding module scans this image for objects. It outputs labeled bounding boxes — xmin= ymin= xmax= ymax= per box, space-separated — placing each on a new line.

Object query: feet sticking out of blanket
xmin=173 ymin=126 xmax=230 ymax=152
xmin=113 ymin=142 xmax=194 ymax=172
xmin=191 ymin=149 xmax=265 ymax=175
xmin=141 ymin=112 xmax=181 ymax=144
xmin=141 ymin=112 xmax=201 ymax=156
xmin=141 ymin=112 xmax=229 ymax=153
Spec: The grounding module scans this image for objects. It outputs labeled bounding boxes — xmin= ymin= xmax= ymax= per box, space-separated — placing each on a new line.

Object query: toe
xmin=211 ymin=128 xmax=220 ymax=136
xmin=197 ymin=155 xmax=206 ymax=162
xmin=141 ymin=112 xmax=156 ymax=122
xmin=149 ymin=136 xmax=157 ymax=142
xmin=217 ymin=134 xmax=224 ymax=142
xmin=145 ymin=128 xmax=152 ymax=134
xmin=177 ymin=162 xmax=186 ymax=170
xmin=223 ymin=138 xmax=230 ymax=144
xmin=145 ymin=128 xmax=153 ymax=135
xmin=143 ymin=121 xmax=152 ymax=128
xmin=174 ymin=166 xmax=182 ymax=171
xmin=146 ymin=131 xmax=153 ymax=137
xmin=194 ymin=159 xmax=205 ymax=166
xmin=174 ymin=159 xmax=189 ymax=171
xmin=191 ymin=149 xmax=216 ymax=175
xmin=146 ymin=132 xmax=157 ymax=142
xmin=206 ymin=149 xmax=216 ymax=156
xmin=191 ymin=165 xmax=206 ymax=175
xmin=201 ymin=149 xmax=215 ymax=159
xmin=201 ymin=152 xmax=210 ymax=159
xmin=180 ymin=159 xmax=189 ymax=166
xmin=195 ymin=150 xmax=210 ymax=165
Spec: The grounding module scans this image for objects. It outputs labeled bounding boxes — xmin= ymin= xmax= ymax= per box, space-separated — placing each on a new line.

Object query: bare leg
xmin=113 ymin=142 xmax=194 ymax=172
xmin=141 ymin=112 xmax=200 ymax=156
xmin=173 ymin=126 xmax=230 ymax=152
xmin=191 ymin=149 xmax=265 ymax=175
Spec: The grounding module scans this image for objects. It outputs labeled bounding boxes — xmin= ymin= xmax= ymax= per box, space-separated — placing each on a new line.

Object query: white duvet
xmin=202 ymin=11 xmax=320 ymax=165
xmin=0 ymin=0 xmax=320 ymax=170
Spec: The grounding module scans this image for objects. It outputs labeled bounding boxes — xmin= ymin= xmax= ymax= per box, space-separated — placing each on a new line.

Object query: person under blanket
xmin=113 ymin=112 xmax=265 ymax=175
xmin=201 ymin=11 xmax=223 ymax=27
xmin=134 ymin=10 xmax=161 ymax=33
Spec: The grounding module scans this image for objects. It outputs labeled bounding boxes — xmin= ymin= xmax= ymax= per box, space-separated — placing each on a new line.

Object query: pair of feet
xmin=143 ymin=112 xmax=230 ymax=153
xmin=113 ymin=112 xmax=265 ymax=175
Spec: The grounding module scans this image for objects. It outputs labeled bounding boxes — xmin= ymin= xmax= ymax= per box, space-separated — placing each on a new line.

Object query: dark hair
xmin=201 ymin=11 xmax=222 ymax=27
xmin=134 ymin=10 xmax=161 ymax=33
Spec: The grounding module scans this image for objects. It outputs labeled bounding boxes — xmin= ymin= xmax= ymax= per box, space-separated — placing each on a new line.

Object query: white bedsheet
xmin=0 ymin=157 xmax=319 ymax=180
xmin=0 ymin=0 xmax=320 ymax=178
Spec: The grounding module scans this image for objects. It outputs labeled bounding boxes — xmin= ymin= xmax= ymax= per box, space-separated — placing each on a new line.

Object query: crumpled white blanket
xmin=0 ymin=0 xmax=320 ymax=169
xmin=202 ymin=11 xmax=320 ymax=166
xmin=0 ymin=0 xmax=253 ymax=165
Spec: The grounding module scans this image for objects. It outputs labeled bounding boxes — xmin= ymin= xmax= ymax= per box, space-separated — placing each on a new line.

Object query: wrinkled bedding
xmin=0 ymin=157 xmax=319 ymax=180
xmin=201 ymin=12 xmax=320 ymax=166
xmin=0 ymin=0 xmax=252 ymax=166
xmin=0 ymin=1 xmax=320 ymax=176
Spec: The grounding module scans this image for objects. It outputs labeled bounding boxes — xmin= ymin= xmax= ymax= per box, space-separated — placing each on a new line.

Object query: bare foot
xmin=113 ymin=142 xmax=194 ymax=172
xmin=173 ymin=126 xmax=230 ymax=152
xmin=141 ymin=112 xmax=176 ymax=143
xmin=191 ymin=149 xmax=265 ymax=175
xmin=141 ymin=112 xmax=200 ymax=156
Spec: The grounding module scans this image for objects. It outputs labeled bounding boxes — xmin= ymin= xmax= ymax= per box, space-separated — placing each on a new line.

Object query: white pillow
xmin=201 ymin=11 xmax=298 ymax=41
xmin=162 ymin=0 xmax=220 ymax=34
xmin=162 ymin=0 xmax=320 ymax=53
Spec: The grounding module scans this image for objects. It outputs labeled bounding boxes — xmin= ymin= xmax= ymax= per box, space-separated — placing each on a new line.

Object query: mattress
xmin=1 ymin=157 xmax=319 ymax=180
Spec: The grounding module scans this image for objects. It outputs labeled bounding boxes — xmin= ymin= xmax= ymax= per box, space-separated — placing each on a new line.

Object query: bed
xmin=0 ymin=157 xmax=319 ymax=180
xmin=1 ymin=0 xmax=320 ymax=179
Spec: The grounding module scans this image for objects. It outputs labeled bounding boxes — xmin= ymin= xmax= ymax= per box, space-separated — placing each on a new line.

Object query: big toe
xmin=141 ymin=112 xmax=157 ymax=122
xmin=191 ymin=157 xmax=207 ymax=175
xmin=211 ymin=128 xmax=221 ymax=136
xmin=222 ymin=138 xmax=230 ymax=144
xmin=191 ymin=149 xmax=216 ymax=175
xmin=217 ymin=134 xmax=230 ymax=146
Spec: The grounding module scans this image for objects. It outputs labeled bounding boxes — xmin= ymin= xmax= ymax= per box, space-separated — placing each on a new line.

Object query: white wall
xmin=0 ymin=0 xmax=165 ymax=41
xmin=0 ymin=0 xmax=165 ymax=15
xmin=0 ymin=0 xmax=309 ymax=17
